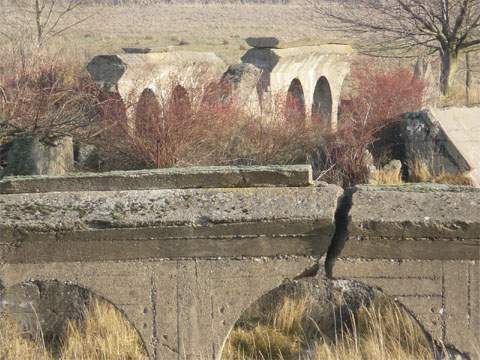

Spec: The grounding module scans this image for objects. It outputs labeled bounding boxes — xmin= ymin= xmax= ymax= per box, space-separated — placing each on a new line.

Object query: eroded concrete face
xmin=0 ymin=167 xmax=479 ymax=358
xmin=240 ymin=43 xmax=352 ymax=128
xmin=0 ymin=165 xmax=313 ymax=194
xmin=86 ymin=41 xmax=352 ymax=130
xmin=87 ymin=51 xmax=226 ymax=106
xmin=333 ymin=184 xmax=480 ymax=356
xmin=403 ymin=107 xmax=480 ymax=188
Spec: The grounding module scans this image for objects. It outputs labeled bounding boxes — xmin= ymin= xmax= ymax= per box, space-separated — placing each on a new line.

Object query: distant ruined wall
xmin=86 ymin=40 xmax=352 ymax=130
xmin=0 ymin=166 xmax=478 ymax=359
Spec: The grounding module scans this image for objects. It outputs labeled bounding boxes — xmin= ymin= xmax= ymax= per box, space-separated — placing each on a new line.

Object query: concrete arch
xmin=0 ymin=280 xmax=148 ymax=357
xmin=219 ymin=277 xmax=437 ymax=359
xmin=312 ymin=76 xmax=333 ymax=126
xmin=285 ymin=78 xmax=306 ymax=122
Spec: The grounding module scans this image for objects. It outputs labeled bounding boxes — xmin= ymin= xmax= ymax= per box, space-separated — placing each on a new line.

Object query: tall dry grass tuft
xmin=315 ymin=296 xmax=433 ymax=360
xmin=408 ymin=160 xmax=473 ymax=186
xmin=223 ymin=293 xmax=435 ymax=360
xmin=0 ymin=313 xmax=52 ymax=360
xmin=369 ymin=167 xmax=403 ymax=185
xmin=0 ymin=299 xmax=147 ymax=360
xmin=60 ymin=299 xmax=148 ymax=360
xmin=223 ymin=295 xmax=309 ymax=360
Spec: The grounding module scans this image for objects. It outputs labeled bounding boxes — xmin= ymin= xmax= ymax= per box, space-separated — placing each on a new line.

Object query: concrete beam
xmin=0 ymin=165 xmax=313 ymax=194
xmin=342 ymin=184 xmax=480 ymax=260
xmin=0 ymin=181 xmax=342 ymax=263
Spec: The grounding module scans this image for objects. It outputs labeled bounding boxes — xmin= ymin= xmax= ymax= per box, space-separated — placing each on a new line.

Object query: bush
xmin=94 ymin=81 xmax=323 ymax=171
xmin=321 ymin=66 xmax=426 ymax=186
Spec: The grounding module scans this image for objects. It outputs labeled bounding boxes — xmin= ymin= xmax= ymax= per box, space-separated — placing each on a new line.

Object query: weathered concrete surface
xmin=403 ymin=107 xmax=480 ymax=187
xmin=430 ymin=107 xmax=480 ymax=187
xmin=1 ymin=167 xmax=480 ymax=358
xmin=87 ymin=51 xmax=226 ymax=107
xmin=3 ymin=136 xmax=73 ymax=177
xmin=0 ymin=182 xmax=341 ymax=263
xmin=240 ymin=43 xmax=352 ymax=128
xmin=0 ymin=257 xmax=320 ymax=359
xmin=0 ymin=281 xmax=91 ymax=347
xmin=332 ymin=184 xmax=480 ymax=356
xmin=0 ymin=165 xmax=312 ymax=194
xmin=343 ymin=184 xmax=480 ymax=260
xmin=245 ymin=37 xmax=353 ymax=49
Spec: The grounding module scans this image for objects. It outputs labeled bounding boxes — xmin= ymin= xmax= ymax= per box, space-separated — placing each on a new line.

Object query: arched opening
xmin=167 ymin=85 xmax=191 ymax=124
xmin=0 ymin=280 xmax=148 ymax=359
xmin=220 ymin=279 xmax=436 ymax=360
xmin=285 ymin=78 xmax=306 ymax=123
xmin=135 ymin=88 xmax=161 ymax=138
xmin=312 ymin=76 xmax=333 ymax=126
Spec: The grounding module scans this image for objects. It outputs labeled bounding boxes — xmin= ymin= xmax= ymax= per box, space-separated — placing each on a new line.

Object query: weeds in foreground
xmin=222 ymin=294 xmax=434 ymax=360
xmin=0 ymin=299 xmax=147 ymax=360
xmin=408 ymin=160 xmax=473 ymax=186
xmin=369 ymin=167 xmax=403 ymax=185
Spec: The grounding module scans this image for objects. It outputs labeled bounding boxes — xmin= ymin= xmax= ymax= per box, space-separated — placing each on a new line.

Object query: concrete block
xmin=344 ymin=185 xmax=480 ymax=260
xmin=3 ymin=135 xmax=73 ymax=177
xmin=0 ymin=165 xmax=314 ymax=194
xmin=443 ymin=261 xmax=478 ymax=355
xmin=333 ymin=259 xmax=442 ymax=279
xmin=0 ymin=185 xmax=341 ymax=261
xmin=397 ymin=296 xmax=443 ymax=340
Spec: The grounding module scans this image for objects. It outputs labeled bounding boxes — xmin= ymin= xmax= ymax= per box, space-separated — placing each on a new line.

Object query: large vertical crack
xmin=325 ymin=187 xmax=355 ymax=279
xmin=150 ymin=275 xmax=159 ymax=359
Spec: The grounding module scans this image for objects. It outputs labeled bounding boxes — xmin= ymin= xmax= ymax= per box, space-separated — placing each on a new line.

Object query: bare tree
xmin=2 ymin=0 xmax=89 ymax=47
xmin=313 ymin=0 xmax=480 ymax=95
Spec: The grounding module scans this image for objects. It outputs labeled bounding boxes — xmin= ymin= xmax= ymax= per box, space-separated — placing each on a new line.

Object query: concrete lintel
xmin=0 ymin=165 xmax=313 ymax=194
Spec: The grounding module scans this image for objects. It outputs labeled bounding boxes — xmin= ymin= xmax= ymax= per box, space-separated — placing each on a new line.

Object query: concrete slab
xmin=344 ymin=185 xmax=480 ymax=260
xmin=430 ymin=107 xmax=480 ymax=187
xmin=0 ymin=165 xmax=313 ymax=194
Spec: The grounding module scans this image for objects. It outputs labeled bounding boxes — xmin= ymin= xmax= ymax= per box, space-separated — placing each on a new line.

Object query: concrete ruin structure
xmin=0 ymin=165 xmax=478 ymax=359
xmin=403 ymin=107 xmax=480 ymax=187
xmin=86 ymin=38 xmax=352 ymax=129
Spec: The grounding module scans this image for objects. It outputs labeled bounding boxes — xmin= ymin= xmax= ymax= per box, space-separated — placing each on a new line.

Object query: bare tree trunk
xmin=466 ymin=51 xmax=472 ymax=106
xmin=440 ymin=49 xmax=459 ymax=96
xmin=35 ymin=0 xmax=43 ymax=47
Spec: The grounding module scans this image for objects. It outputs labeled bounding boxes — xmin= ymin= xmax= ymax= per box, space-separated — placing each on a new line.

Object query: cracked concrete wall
xmin=0 ymin=168 xmax=479 ymax=358
xmin=331 ymin=184 xmax=480 ymax=357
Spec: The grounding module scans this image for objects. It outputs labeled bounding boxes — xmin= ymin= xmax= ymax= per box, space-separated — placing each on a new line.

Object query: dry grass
xmin=0 ymin=299 xmax=147 ymax=360
xmin=222 ymin=294 xmax=434 ymax=360
xmin=0 ymin=313 xmax=53 ymax=360
xmin=409 ymin=160 xmax=473 ymax=186
xmin=369 ymin=167 xmax=403 ymax=185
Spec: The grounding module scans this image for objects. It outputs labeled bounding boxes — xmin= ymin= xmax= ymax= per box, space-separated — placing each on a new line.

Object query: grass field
xmin=1 ymin=3 xmax=326 ymax=64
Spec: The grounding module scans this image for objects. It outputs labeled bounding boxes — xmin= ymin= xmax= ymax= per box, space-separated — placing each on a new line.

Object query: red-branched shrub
xmin=1 ymin=57 xmax=99 ymax=141
xmin=322 ymin=66 xmax=426 ymax=186
xmin=94 ymin=82 xmax=322 ymax=170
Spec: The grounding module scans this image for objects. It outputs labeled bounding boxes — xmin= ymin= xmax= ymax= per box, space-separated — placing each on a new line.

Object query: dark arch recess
xmin=312 ymin=76 xmax=333 ymax=126
xmin=168 ymin=85 xmax=192 ymax=122
xmin=285 ymin=78 xmax=306 ymax=123
xmin=0 ymin=280 xmax=148 ymax=357
xmin=136 ymin=88 xmax=161 ymax=137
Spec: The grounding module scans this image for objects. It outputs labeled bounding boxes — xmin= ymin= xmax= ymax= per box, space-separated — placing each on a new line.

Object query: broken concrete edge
xmin=245 ymin=37 xmax=354 ymax=50
xmin=0 ymin=165 xmax=313 ymax=194
xmin=0 ymin=181 xmax=479 ymax=262
xmin=337 ymin=184 xmax=480 ymax=261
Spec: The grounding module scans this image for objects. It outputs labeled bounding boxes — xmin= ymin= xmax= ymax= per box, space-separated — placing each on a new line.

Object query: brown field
xmin=1 ymin=3 xmax=326 ymax=64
